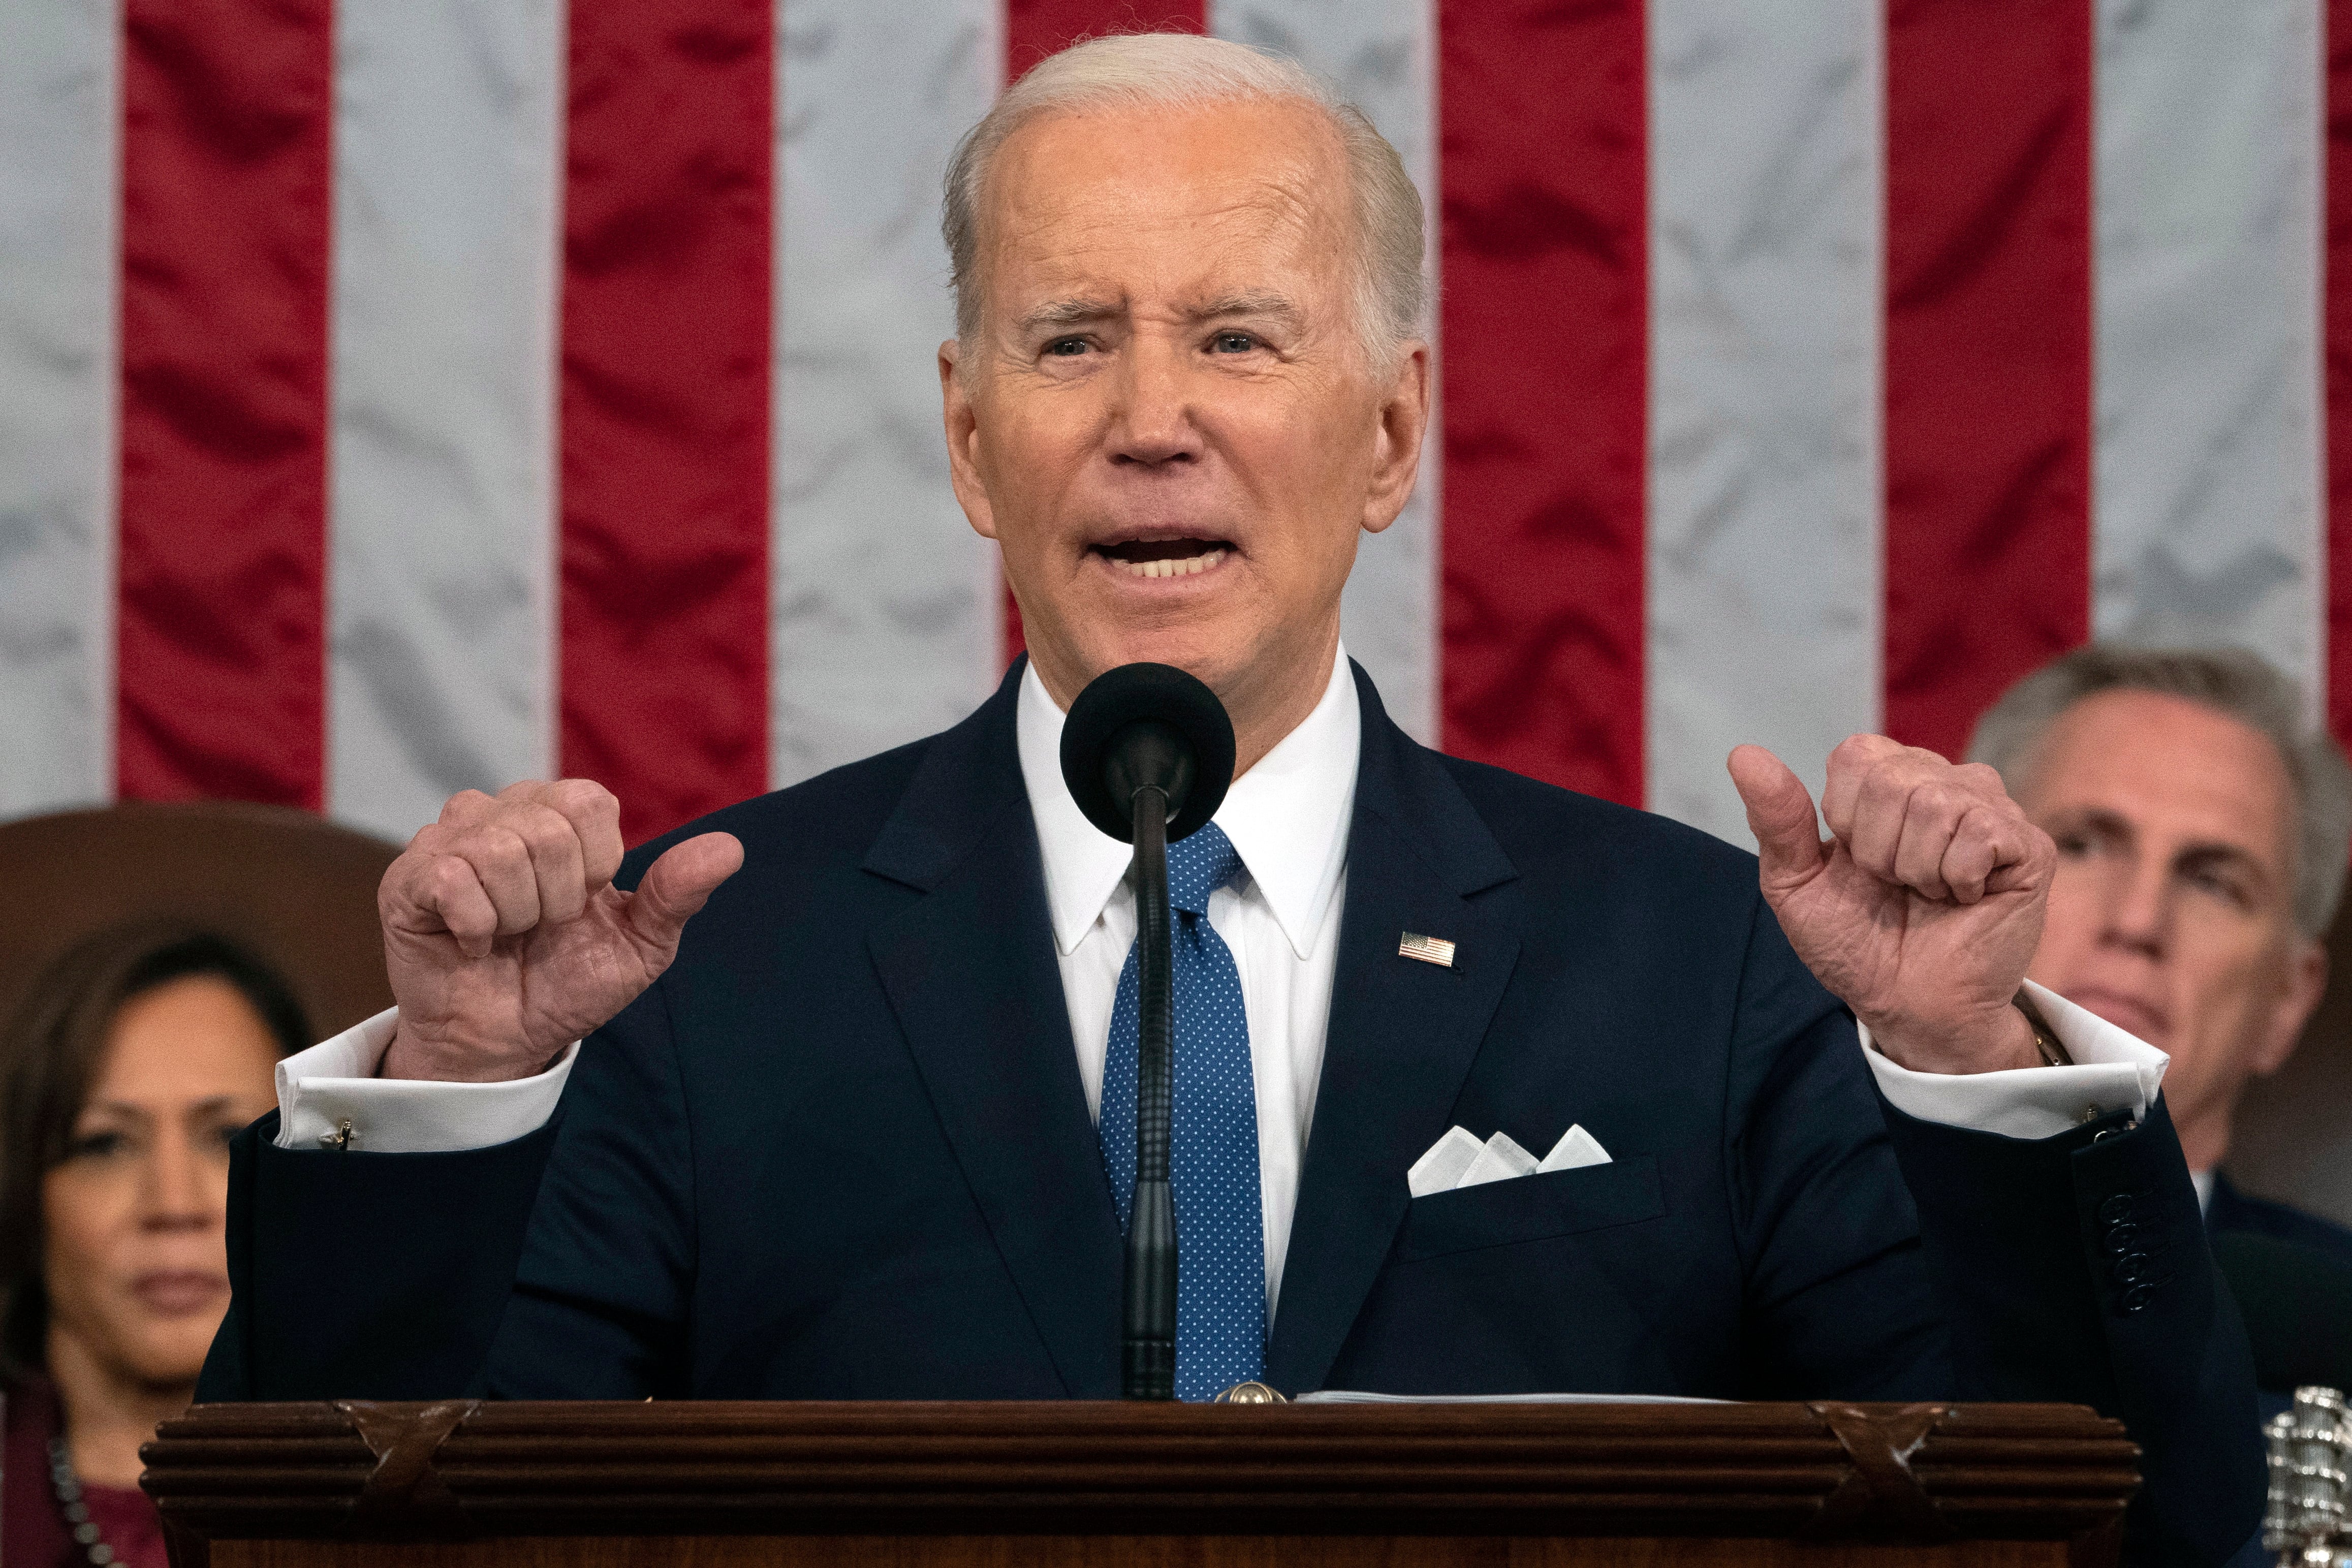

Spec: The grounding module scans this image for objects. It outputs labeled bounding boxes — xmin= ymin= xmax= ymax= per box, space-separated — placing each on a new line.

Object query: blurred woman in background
xmin=0 ymin=923 xmax=304 ymax=1568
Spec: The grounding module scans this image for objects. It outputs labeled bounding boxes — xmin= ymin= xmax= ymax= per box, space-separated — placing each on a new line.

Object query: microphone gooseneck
xmin=1124 ymin=783 xmax=1177 ymax=1399
xmin=1060 ymin=663 xmax=1236 ymax=1401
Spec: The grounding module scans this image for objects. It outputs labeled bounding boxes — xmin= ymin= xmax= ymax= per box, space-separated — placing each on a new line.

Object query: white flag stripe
xmin=0 ymin=0 xmax=118 ymax=818
xmin=2091 ymin=0 xmax=2325 ymax=709
xmin=1213 ymin=0 xmax=1440 ymax=745
xmin=1646 ymin=0 xmax=1884 ymax=846
xmin=770 ymin=0 xmax=1002 ymax=791
xmin=325 ymin=0 xmax=565 ymax=842
xmin=4 ymin=5 xmax=2348 ymax=836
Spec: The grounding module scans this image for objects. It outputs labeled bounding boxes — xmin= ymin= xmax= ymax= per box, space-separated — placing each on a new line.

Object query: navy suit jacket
xmin=203 ymin=662 xmax=2261 ymax=1564
xmin=2208 ymin=1173 xmax=2352 ymax=1266
xmin=2206 ymin=1171 xmax=2352 ymax=1404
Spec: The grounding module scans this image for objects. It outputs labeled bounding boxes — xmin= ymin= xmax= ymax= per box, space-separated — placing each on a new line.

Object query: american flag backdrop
xmin=0 ymin=0 xmax=2344 ymax=854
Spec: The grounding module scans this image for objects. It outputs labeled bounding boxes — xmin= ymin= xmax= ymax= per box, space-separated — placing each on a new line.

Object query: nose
xmin=2099 ymin=850 xmax=2170 ymax=961
xmin=142 ymin=1126 xmax=219 ymax=1232
xmin=1107 ymin=332 xmax=1202 ymax=470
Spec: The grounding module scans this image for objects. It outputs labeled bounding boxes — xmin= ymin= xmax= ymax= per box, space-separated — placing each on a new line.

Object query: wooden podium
xmin=141 ymin=1399 xmax=2138 ymax=1568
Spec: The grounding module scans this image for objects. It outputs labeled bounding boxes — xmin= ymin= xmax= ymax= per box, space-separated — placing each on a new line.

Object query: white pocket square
xmin=1407 ymin=1123 xmax=1612 ymax=1198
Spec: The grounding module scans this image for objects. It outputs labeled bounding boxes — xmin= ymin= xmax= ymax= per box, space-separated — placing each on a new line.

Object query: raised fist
xmin=373 ymin=780 xmax=742 ymax=1081
xmin=1729 ymin=736 xmax=2052 ymax=1075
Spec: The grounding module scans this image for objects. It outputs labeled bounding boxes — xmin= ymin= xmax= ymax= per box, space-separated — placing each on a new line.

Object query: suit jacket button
xmin=2102 ymin=1221 xmax=2138 ymax=1256
xmin=2118 ymin=1281 xmax=2156 ymax=1313
xmin=2096 ymin=1193 xmax=2136 ymax=1225
xmin=2112 ymin=1251 xmax=2153 ymax=1285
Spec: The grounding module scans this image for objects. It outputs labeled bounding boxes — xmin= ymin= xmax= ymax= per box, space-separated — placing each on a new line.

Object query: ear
xmin=2251 ymin=935 xmax=2330 ymax=1078
xmin=1360 ymin=339 xmax=1430 ymax=537
xmin=939 ymin=339 xmax=999 ymax=541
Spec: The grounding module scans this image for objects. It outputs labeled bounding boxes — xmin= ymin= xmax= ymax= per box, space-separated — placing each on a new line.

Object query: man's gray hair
xmin=1967 ymin=643 xmax=2352 ymax=938
xmin=940 ymin=32 xmax=1425 ymax=370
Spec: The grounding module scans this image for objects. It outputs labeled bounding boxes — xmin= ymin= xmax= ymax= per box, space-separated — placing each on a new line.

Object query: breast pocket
xmin=1398 ymin=1154 xmax=1665 ymax=1263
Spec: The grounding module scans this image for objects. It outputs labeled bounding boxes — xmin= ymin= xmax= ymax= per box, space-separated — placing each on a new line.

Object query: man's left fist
xmin=1727 ymin=735 xmax=2053 ymax=1075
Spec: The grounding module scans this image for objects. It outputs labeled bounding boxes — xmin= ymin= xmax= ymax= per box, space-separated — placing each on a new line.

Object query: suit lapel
xmin=1264 ymin=667 xmax=1521 ymax=1395
xmin=864 ymin=662 xmax=1123 ymax=1397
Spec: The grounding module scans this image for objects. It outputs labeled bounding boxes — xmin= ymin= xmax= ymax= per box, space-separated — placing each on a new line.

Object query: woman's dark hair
xmin=0 ymin=921 xmax=310 ymax=1376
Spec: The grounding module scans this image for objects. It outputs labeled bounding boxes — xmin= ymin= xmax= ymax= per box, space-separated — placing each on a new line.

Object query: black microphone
xmin=1060 ymin=663 xmax=1236 ymax=1401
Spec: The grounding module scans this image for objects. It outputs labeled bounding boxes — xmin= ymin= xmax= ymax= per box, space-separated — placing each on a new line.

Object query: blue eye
xmin=1212 ymin=332 xmax=1255 ymax=354
xmin=1045 ymin=337 xmax=1088 ymax=357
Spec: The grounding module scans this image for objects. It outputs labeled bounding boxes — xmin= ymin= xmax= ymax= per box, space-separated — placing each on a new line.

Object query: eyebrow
xmin=80 ymin=1094 xmax=262 ymax=1122
xmin=1187 ymin=291 xmax=1304 ymax=328
xmin=1015 ymin=291 xmax=1307 ymax=335
xmin=1018 ymin=296 xmax=1121 ymax=333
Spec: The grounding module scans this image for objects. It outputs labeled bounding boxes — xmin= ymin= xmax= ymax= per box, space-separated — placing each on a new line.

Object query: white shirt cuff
xmin=1859 ymin=980 xmax=2168 ymax=1141
xmin=273 ymin=1007 xmax=578 ymax=1154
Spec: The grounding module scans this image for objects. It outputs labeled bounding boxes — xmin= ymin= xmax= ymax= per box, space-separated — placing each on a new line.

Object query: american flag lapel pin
xmin=1398 ymin=931 xmax=1456 ymax=969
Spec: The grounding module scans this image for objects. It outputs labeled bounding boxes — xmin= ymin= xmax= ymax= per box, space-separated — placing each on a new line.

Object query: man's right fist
xmin=374 ymin=780 xmax=743 ymax=1082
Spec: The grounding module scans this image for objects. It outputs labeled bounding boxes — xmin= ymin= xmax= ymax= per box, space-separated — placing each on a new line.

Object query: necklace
xmin=47 ymin=1435 xmax=120 ymax=1567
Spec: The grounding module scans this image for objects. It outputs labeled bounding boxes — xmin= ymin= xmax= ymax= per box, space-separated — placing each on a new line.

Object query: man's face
xmin=2020 ymin=689 xmax=2328 ymax=1165
xmin=939 ymin=98 xmax=1426 ymax=742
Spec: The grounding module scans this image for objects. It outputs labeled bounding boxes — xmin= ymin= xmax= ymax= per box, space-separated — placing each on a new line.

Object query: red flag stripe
xmin=997 ymin=2 xmax=1206 ymax=670
xmin=1882 ymin=0 xmax=2093 ymax=762
xmin=1438 ymin=0 xmax=1647 ymax=805
xmin=2330 ymin=0 xmax=2352 ymax=748
xmin=115 ymin=0 xmax=332 ymax=809
xmin=558 ymin=0 xmax=773 ymax=845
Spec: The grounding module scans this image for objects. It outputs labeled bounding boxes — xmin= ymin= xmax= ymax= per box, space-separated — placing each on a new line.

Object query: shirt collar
xmin=1017 ymin=645 xmax=1360 ymax=960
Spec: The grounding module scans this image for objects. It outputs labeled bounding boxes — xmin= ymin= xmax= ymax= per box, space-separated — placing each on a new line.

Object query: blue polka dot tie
xmin=1100 ymin=821 xmax=1265 ymax=1400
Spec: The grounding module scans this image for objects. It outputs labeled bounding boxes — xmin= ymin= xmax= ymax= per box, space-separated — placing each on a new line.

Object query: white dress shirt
xmin=278 ymin=643 xmax=2169 ymax=1310
xmin=1020 ymin=644 xmax=1357 ymax=1308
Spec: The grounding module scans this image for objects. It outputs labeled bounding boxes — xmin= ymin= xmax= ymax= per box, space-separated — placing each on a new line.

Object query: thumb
xmin=1728 ymin=745 xmax=1828 ymax=891
xmin=622 ymin=832 xmax=744 ymax=953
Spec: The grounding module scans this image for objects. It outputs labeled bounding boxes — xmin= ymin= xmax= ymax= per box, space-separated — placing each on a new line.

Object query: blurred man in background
xmin=1970 ymin=644 xmax=2352 ymax=1394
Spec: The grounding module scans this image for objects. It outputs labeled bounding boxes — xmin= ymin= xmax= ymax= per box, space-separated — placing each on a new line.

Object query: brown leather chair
xmin=0 ymin=802 xmax=399 ymax=1047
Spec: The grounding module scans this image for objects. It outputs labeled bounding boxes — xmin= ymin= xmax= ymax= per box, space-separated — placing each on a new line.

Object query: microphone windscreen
xmin=1059 ymin=663 xmax=1236 ymax=844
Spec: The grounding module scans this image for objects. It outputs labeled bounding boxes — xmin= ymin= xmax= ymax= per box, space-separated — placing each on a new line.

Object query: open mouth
xmin=1093 ymin=537 xmax=1230 ymax=580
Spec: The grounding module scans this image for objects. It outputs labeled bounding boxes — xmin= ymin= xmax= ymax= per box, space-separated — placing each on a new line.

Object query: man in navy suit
xmin=203 ymin=33 xmax=2259 ymax=1565
xmin=1967 ymin=643 xmax=2352 ymax=1397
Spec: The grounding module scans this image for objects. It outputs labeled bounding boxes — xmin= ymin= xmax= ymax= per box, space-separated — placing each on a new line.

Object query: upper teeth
xmin=1117 ymin=549 xmax=1225 ymax=579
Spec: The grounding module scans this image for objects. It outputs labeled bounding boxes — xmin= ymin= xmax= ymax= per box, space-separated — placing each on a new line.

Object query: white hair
xmin=941 ymin=32 xmax=1426 ymax=371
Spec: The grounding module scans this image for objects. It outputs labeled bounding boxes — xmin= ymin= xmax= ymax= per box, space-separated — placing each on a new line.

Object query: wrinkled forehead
xmin=2030 ymin=688 xmax=2298 ymax=859
xmin=976 ymin=99 xmax=1355 ymax=315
